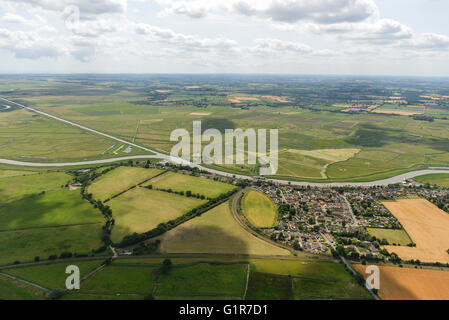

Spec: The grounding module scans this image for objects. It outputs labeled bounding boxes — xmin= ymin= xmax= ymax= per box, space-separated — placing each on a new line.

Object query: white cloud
xmin=0 ymin=28 xmax=64 ymax=59
xmin=157 ymin=0 xmax=378 ymax=24
xmin=134 ymin=22 xmax=239 ymax=53
xmin=4 ymin=0 xmax=127 ymax=16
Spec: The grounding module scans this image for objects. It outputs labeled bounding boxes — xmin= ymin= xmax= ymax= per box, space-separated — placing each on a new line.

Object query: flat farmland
xmin=157 ymin=202 xmax=290 ymax=256
xmin=109 ymin=188 xmax=206 ymax=242
xmin=0 ymin=188 xmax=104 ymax=265
xmin=0 ymin=224 xmax=104 ymax=265
xmin=241 ymin=190 xmax=278 ymax=228
xmin=88 ymin=167 xmax=164 ymax=201
xmin=143 ymin=171 xmax=236 ymax=198
xmin=355 ymin=265 xmax=449 ymax=300
xmin=13 ymin=89 xmax=449 ymax=182
xmin=3 ymin=261 xmax=103 ymax=289
xmin=0 ymin=275 xmax=46 ymax=300
xmin=0 ymin=171 xmax=70 ymax=203
xmin=0 ymin=109 xmax=117 ymax=162
xmin=382 ymin=199 xmax=449 ymax=263
xmin=155 ymin=263 xmax=247 ymax=300
xmin=0 ymin=189 xmax=103 ymax=230
xmin=415 ymin=173 xmax=449 ymax=188
xmin=367 ymin=228 xmax=412 ymax=246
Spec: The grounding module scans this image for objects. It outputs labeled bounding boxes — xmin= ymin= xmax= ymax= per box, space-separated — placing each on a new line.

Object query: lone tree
xmin=160 ymin=259 xmax=172 ymax=275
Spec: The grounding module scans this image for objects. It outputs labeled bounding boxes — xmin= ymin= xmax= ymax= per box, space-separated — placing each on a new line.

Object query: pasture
xmin=0 ymin=109 xmax=118 ymax=162
xmin=157 ymin=202 xmax=290 ymax=256
xmin=0 ymin=189 xmax=103 ymax=231
xmin=0 ymin=171 xmax=70 ymax=204
xmin=355 ymin=265 xmax=449 ymax=300
xmin=246 ymin=272 xmax=292 ymax=300
xmin=3 ymin=261 xmax=103 ymax=289
xmin=88 ymin=166 xmax=164 ymax=201
xmin=0 ymin=188 xmax=104 ymax=265
xmin=143 ymin=171 xmax=236 ymax=198
xmin=3 ymin=77 xmax=449 ymax=182
xmin=0 ymin=224 xmax=104 ymax=266
xmin=109 ymin=188 xmax=206 ymax=242
xmin=414 ymin=173 xmax=449 ymax=188
xmin=155 ymin=262 xmax=248 ymax=299
xmin=0 ymin=275 xmax=45 ymax=300
xmin=382 ymin=199 xmax=449 ymax=263
xmin=0 ymin=256 xmax=371 ymax=300
xmin=241 ymin=190 xmax=278 ymax=228
xmin=67 ymin=261 xmax=248 ymax=300
xmin=367 ymin=228 xmax=412 ymax=246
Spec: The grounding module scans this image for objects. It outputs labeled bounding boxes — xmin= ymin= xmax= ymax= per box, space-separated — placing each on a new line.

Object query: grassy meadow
xmin=414 ymin=173 xmax=449 ymax=188
xmin=109 ymin=188 xmax=207 ymax=242
xmin=367 ymin=228 xmax=413 ymax=246
xmin=241 ymin=190 xmax=278 ymax=228
xmin=157 ymin=202 xmax=290 ymax=256
xmin=88 ymin=166 xmax=164 ymax=201
xmin=0 ymin=171 xmax=70 ymax=204
xmin=2 ymin=77 xmax=449 ymax=182
xmin=144 ymin=171 xmax=236 ymax=198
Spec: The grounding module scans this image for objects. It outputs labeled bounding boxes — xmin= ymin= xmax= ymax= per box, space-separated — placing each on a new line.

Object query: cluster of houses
xmin=254 ymin=182 xmax=449 ymax=258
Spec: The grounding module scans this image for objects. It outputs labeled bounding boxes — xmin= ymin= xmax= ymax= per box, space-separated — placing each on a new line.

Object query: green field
xmin=247 ymin=260 xmax=372 ymax=300
xmin=293 ymin=277 xmax=371 ymax=300
xmin=1 ymin=77 xmax=449 ymax=182
xmin=241 ymin=190 xmax=278 ymax=228
xmin=0 ymin=224 xmax=104 ymax=266
xmin=0 ymin=189 xmax=103 ymax=231
xmin=245 ymin=272 xmax=293 ymax=300
xmin=0 ymin=109 xmax=121 ymax=162
xmin=155 ymin=263 xmax=247 ymax=299
xmin=0 ymin=256 xmax=371 ymax=300
xmin=0 ymin=171 xmax=70 ymax=203
xmin=367 ymin=228 xmax=413 ymax=246
xmin=414 ymin=173 xmax=449 ymax=188
xmin=2 ymin=261 xmax=103 ymax=289
xmin=67 ymin=261 xmax=247 ymax=300
xmin=158 ymin=202 xmax=290 ymax=256
xmin=73 ymin=265 xmax=157 ymax=296
xmin=88 ymin=166 xmax=164 ymax=201
xmin=0 ymin=188 xmax=104 ymax=265
xmin=0 ymin=275 xmax=46 ymax=300
xmin=144 ymin=171 xmax=236 ymax=198
xmin=109 ymin=188 xmax=207 ymax=242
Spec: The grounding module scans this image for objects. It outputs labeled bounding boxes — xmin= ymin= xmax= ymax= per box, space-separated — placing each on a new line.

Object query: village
xmin=253 ymin=181 xmax=449 ymax=260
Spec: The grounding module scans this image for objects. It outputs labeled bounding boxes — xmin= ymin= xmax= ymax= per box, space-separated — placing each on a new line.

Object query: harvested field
xmin=189 ymin=112 xmax=211 ymax=116
xmin=371 ymin=110 xmax=423 ymax=116
xmin=260 ymin=95 xmax=290 ymax=103
xmin=228 ymin=96 xmax=261 ymax=103
xmin=355 ymin=265 xmax=449 ymax=300
xmin=382 ymin=199 xmax=449 ymax=263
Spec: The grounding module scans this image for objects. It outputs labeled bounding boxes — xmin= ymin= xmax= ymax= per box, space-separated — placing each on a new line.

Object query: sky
xmin=0 ymin=0 xmax=448 ymax=76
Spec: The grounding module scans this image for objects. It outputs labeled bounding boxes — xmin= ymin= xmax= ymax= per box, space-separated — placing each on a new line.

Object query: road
xmin=1 ymin=96 xmax=449 ymax=187
xmin=321 ymin=233 xmax=380 ymax=300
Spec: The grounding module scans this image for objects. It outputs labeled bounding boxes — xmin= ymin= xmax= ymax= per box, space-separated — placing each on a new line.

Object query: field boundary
xmin=0 ymin=272 xmax=50 ymax=292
